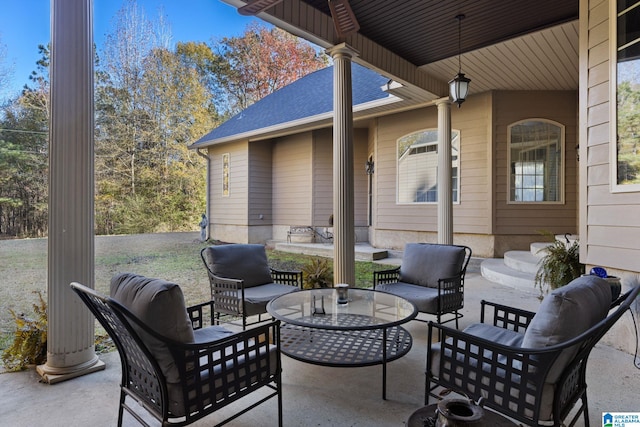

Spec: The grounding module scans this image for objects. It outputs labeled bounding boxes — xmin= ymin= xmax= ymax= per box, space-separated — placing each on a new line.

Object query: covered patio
xmin=37 ymin=2 xmax=640 ymax=425
xmin=3 ymin=268 xmax=639 ymax=426
xmin=43 ymin=0 xmax=585 ymax=379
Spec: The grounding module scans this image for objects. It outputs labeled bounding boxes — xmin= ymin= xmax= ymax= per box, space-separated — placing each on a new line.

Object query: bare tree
xmin=0 ymin=33 xmax=15 ymax=101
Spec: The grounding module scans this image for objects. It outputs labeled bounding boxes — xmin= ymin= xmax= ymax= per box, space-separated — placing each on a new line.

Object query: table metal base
xmin=279 ymin=315 xmax=413 ymax=399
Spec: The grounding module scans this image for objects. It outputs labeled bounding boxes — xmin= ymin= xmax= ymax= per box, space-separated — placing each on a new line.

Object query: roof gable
xmin=191 ymin=63 xmax=391 ymax=147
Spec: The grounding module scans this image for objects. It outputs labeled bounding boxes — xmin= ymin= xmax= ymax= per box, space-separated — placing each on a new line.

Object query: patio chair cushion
xmin=202 ymin=244 xmax=273 ymax=288
xmin=110 ymin=272 xmax=196 ymax=383
xmin=167 ymin=333 xmax=279 ymax=416
xmin=521 ymin=275 xmax=611 ymax=383
xmin=399 ymin=243 xmax=466 ymax=288
xmin=242 ymin=283 xmax=301 ymax=316
xmin=427 ymin=323 xmax=525 ymax=376
xmin=374 ymin=282 xmax=440 ymax=313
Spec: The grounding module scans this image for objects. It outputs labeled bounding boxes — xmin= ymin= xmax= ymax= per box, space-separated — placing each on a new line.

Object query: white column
xmin=436 ymin=98 xmax=453 ymax=245
xmin=326 ymin=43 xmax=358 ymax=286
xmin=37 ymin=0 xmax=105 ymax=383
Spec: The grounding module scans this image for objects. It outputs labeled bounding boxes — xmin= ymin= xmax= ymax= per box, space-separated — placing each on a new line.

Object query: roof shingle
xmin=191 ymin=63 xmax=390 ymax=147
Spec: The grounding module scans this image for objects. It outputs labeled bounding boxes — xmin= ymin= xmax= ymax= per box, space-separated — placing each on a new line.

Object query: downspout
xmin=197 ymin=148 xmax=211 ymax=241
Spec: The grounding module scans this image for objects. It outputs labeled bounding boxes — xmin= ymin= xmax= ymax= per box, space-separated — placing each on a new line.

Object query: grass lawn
xmin=0 ymin=232 xmax=387 ymax=357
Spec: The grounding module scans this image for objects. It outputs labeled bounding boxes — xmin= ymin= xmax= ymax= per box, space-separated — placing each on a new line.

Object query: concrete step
xmin=530 ymin=242 xmax=551 ymax=257
xmin=504 ymin=250 xmax=541 ymax=274
xmin=480 ymin=258 xmax=539 ymax=295
xmin=273 ymin=242 xmax=388 ymax=261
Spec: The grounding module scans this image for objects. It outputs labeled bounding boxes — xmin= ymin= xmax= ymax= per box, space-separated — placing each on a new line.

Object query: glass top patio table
xmin=266 ymin=288 xmax=418 ymax=330
xmin=267 ymin=288 xmax=417 ymax=400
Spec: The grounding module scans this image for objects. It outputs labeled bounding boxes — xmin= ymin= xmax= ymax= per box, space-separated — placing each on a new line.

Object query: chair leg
xmin=118 ymin=390 xmax=126 ymax=427
xmin=582 ymin=393 xmax=589 ymax=427
xmin=277 ymin=380 xmax=283 ymax=427
xmin=424 ymin=375 xmax=430 ymax=405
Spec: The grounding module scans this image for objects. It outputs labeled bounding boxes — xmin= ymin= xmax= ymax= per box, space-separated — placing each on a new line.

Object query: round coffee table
xmin=266 ymin=288 xmax=417 ymax=399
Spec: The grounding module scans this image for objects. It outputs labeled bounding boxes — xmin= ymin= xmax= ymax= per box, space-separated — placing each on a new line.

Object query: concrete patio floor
xmin=1 ymin=267 xmax=639 ymax=426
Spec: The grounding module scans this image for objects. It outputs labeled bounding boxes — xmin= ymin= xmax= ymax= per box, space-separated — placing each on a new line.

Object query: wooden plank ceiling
xmin=231 ymin=0 xmax=579 ymax=96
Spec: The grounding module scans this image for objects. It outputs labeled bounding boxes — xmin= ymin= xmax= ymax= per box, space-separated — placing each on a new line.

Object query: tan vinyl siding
xmin=354 ymin=128 xmax=369 ymax=227
xmin=248 ymin=141 xmax=273 ymax=225
xmin=312 ymin=129 xmax=333 ymax=226
xmin=374 ymin=94 xmax=491 ymax=234
xmin=310 ymin=128 xmax=371 ymax=227
xmin=208 ymin=142 xmax=248 ymax=225
xmin=581 ymin=0 xmax=640 ymax=271
xmin=273 ymin=133 xmax=313 ymax=225
xmin=493 ymin=90 xmax=578 ymax=235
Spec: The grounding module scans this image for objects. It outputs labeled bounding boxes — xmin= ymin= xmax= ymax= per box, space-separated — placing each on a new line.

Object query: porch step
xmin=530 ymin=242 xmax=550 ymax=257
xmin=480 ymin=258 xmax=539 ymax=295
xmin=273 ymin=242 xmax=388 ymax=261
xmin=504 ymin=250 xmax=541 ymax=274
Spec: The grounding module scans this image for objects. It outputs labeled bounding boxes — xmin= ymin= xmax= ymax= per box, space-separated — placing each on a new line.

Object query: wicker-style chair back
xmin=70 ymin=281 xmax=282 ymax=427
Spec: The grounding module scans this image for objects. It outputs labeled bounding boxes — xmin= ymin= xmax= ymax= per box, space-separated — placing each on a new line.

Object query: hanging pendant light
xmin=449 ymin=14 xmax=471 ymax=108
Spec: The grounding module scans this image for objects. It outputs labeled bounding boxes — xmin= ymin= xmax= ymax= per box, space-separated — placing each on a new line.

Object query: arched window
xmin=508 ymin=120 xmax=564 ymax=203
xmin=397 ymin=129 xmax=460 ymax=204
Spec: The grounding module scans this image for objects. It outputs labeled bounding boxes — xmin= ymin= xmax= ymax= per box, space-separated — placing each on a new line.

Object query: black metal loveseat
xmin=71 ymin=272 xmax=282 ymax=427
xmin=426 ymin=275 xmax=640 ymax=427
xmin=373 ymin=243 xmax=472 ymax=327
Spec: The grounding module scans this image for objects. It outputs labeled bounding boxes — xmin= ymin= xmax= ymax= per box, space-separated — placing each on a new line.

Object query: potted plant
xmin=534 ymin=231 xmax=584 ymax=298
xmin=302 ymin=257 xmax=333 ymax=289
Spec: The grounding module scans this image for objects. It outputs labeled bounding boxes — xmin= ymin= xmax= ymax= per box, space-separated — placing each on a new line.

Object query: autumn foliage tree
xmin=214 ymin=22 xmax=328 ymax=114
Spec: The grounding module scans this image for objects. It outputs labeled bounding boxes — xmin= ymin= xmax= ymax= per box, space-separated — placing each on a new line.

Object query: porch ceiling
xmin=226 ymin=0 xmax=579 ymax=98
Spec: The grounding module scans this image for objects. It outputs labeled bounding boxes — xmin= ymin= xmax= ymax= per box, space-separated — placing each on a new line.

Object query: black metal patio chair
xmin=373 ymin=243 xmax=472 ymax=328
xmin=71 ymin=272 xmax=282 ymax=427
xmin=426 ymin=275 xmax=640 ymax=427
xmin=201 ymin=244 xmax=302 ymax=329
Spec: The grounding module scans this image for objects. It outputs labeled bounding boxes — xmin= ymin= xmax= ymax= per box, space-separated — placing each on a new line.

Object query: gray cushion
xmin=193 ymin=325 xmax=235 ymax=344
xmin=242 ymin=283 xmax=300 ymax=316
xmin=167 ymin=341 xmax=279 ymax=416
xmin=375 ymin=282 xmax=439 ymax=313
xmin=428 ymin=323 xmax=525 ymax=376
xmin=110 ymin=273 xmax=195 ymax=384
xmin=523 ymin=275 xmax=611 ymax=348
xmin=202 ymin=244 xmax=273 ymax=288
xmin=521 ymin=275 xmax=611 ymax=421
xmin=399 ymin=243 xmax=466 ymax=288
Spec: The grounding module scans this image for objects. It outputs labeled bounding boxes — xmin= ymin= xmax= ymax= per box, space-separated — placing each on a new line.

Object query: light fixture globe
xmin=450 ymin=14 xmax=471 ymax=108
xmin=449 ymin=72 xmax=471 ymax=107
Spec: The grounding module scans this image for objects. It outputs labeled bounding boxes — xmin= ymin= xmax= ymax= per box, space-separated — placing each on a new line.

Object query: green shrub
xmin=2 ymin=291 xmax=47 ymax=371
xmin=302 ymin=257 xmax=333 ymax=289
xmin=534 ymin=232 xmax=584 ymax=298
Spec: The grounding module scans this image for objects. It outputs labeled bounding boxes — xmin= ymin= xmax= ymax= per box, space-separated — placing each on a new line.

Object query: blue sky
xmin=0 ymin=0 xmax=259 ymax=99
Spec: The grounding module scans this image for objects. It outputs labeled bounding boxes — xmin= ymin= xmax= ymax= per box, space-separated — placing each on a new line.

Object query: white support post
xmin=37 ymin=0 xmax=104 ymax=383
xmin=436 ymin=98 xmax=453 ymax=245
xmin=326 ymin=43 xmax=358 ymax=286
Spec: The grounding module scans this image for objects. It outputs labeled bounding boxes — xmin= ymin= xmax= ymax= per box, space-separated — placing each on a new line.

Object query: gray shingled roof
xmin=191 ymin=63 xmax=390 ymax=147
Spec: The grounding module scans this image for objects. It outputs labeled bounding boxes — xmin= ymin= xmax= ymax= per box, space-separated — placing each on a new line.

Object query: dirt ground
xmin=0 ymin=232 xmax=207 ymax=338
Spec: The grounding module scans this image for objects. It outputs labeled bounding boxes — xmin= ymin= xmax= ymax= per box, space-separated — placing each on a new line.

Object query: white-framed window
xmin=611 ymin=0 xmax=640 ymax=192
xmin=396 ymin=129 xmax=460 ymax=204
xmin=508 ymin=119 xmax=564 ymax=203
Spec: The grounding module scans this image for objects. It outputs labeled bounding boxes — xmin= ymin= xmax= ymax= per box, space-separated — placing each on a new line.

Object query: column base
xmin=37 ymin=356 xmax=105 ymax=384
